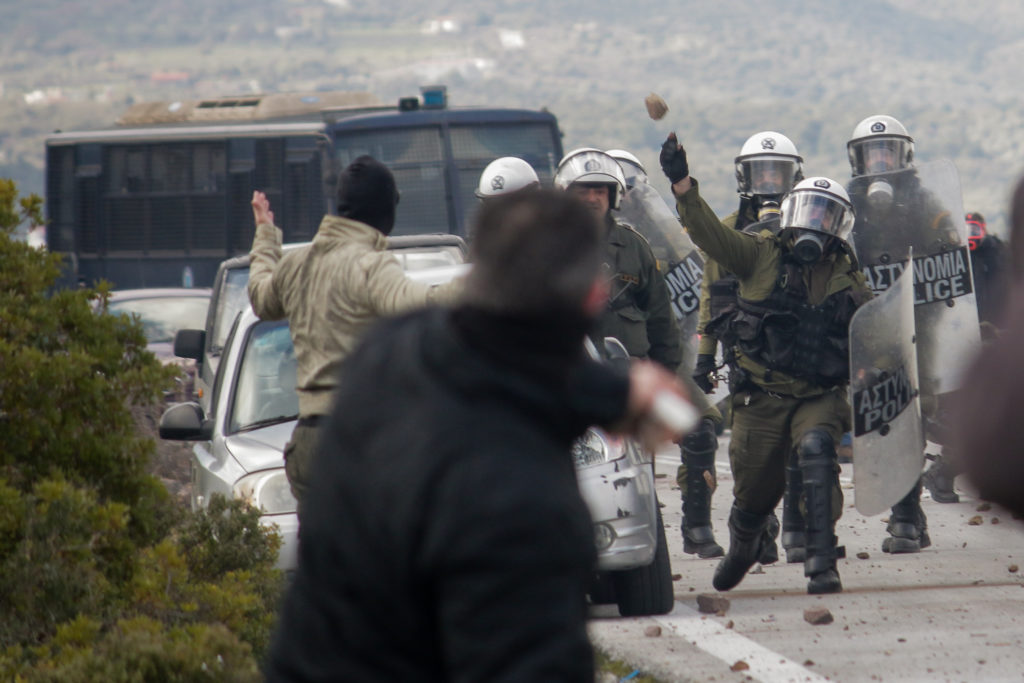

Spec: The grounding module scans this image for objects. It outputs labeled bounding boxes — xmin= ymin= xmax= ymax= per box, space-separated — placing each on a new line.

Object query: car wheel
xmin=611 ymin=505 xmax=675 ymax=617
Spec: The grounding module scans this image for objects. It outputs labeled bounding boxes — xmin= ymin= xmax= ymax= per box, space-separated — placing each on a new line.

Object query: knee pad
xmin=682 ymin=417 xmax=718 ymax=461
xmin=796 ymin=429 xmax=835 ymax=464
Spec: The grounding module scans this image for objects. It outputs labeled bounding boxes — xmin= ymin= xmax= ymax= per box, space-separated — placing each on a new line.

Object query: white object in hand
xmin=651 ymin=392 xmax=698 ymax=435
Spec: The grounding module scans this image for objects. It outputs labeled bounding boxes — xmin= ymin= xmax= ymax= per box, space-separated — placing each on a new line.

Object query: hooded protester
xmin=247 ymin=155 xmax=459 ymax=515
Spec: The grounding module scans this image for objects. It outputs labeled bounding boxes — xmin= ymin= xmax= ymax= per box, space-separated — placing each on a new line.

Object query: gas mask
xmin=792 ymin=230 xmax=828 ymax=264
xmin=866 ymin=179 xmax=894 ymax=210
xmin=755 ymin=196 xmax=782 ymax=221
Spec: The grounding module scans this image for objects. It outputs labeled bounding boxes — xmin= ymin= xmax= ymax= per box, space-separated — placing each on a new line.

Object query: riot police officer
xmin=608 ymin=147 xmax=726 ymax=558
xmin=692 ymin=131 xmax=806 ymax=565
xmin=554 ymin=148 xmax=682 ymax=379
xmin=663 ymin=131 xmax=870 ymax=594
xmin=846 ymin=115 xmax=980 ymax=551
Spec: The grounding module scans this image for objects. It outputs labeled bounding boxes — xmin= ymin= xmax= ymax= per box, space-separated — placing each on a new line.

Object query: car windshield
xmin=230 ymin=319 xmax=299 ymax=432
xmin=109 ymin=294 xmax=210 ymax=344
xmin=213 ymin=267 xmax=251 ymax=351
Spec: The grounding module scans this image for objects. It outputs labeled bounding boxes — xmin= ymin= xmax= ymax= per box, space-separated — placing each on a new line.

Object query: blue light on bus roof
xmin=421 ymin=85 xmax=447 ymax=109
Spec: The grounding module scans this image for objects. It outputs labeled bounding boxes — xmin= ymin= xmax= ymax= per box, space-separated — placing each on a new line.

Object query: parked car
xmin=160 ymin=307 xmax=302 ymax=570
xmin=575 ymin=338 xmax=675 ymax=617
xmin=106 ymin=287 xmax=212 ymax=400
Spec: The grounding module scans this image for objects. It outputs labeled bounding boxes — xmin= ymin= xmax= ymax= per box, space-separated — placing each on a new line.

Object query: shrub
xmin=0 ymin=180 xmax=285 ymax=678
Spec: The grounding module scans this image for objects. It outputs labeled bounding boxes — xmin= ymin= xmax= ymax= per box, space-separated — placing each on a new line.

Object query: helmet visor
xmin=781 ymin=190 xmax=854 ymax=242
xmin=737 ymin=157 xmax=799 ymax=196
xmin=848 ymin=137 xmax=913 ymax=176
xmin=617 ymin=159 xmax=648 ymax=189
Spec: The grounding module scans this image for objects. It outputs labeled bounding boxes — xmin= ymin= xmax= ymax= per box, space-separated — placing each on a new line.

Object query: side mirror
xmin=174 ymin=328 xmax=205 ymax=361
xmin=159 ymin=402 xmax=213 ymax=441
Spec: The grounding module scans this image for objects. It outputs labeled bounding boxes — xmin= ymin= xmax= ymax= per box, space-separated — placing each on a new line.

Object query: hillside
xmin=3 ymin=0 xmax=1024 ymax=234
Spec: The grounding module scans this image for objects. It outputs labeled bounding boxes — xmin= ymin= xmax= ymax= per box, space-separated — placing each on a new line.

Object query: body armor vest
xmin=706 ymin=255 xmax=861 ymax=387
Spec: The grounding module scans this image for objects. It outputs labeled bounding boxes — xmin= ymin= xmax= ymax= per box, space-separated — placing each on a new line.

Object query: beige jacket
xmin=248 ymin=214 xmax=458 ymax=416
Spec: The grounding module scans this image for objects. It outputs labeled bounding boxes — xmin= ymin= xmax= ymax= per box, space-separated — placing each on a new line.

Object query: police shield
xmin=847 ymin=159 xmax=980 ymax=439
xmin=849 ymin=257 xmax=924 ymax=516
xmin=616 ymin=181 xmax=705 ymax=365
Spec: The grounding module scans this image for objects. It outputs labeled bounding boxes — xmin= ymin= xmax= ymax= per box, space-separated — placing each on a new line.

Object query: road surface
xmin=588 ymin=434 xmax=1024 ymax=682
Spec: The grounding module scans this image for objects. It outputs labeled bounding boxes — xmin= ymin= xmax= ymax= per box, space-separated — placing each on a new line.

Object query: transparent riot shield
xmin=847 ymin=159 xmax=980 ymax=440
xmin=849 ymin=256 xmax=924 ymax=515
xmin=617 ymin=181 xmax=705 ymax=368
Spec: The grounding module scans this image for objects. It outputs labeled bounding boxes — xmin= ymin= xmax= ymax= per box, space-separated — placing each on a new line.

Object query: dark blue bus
xmin=45 ymin=86 xmax=563 ymax=288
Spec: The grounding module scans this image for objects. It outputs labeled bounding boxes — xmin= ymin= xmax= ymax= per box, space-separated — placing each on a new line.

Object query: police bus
xmin=45 ymin=86 xmax=563 ymax=288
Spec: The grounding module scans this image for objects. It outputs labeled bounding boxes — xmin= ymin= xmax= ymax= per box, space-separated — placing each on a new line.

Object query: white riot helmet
xmin=734 ymin=131 xmax=803 ymax=198
xmin=554 ymin=148 xmax=627 ymax=210
xmin=781 ymin=177 xmax=856 ymax=264
xmin=606 ymin=148 xmax=648 ymax=189
xmin=475 ymin=157 xmax=540 ymax=199
xmin=847 ymin=115 xmax=915 ymax=177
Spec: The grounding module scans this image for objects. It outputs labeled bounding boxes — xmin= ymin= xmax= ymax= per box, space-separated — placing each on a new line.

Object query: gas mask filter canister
xmin=757 ymin=199 xmax=782 ymax=221
xmin=793 ymin=231 xmax=826 ymax=264
xmin=867 ymin=179 xmax=894 ymax=209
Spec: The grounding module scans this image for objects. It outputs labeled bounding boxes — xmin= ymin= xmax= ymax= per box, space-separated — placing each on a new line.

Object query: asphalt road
xmin=588 ymin=434 xmax=1024 ymax=682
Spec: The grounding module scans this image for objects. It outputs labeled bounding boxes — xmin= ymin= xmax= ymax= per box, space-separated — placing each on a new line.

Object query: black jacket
xmin=971 ymin=235 xmax=1009 ymax=326
xmin=266 ymin=305 xmax=628 ymax=682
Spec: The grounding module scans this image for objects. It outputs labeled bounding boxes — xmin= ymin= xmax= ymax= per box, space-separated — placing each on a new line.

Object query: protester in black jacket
xmin=966 ymin=211 xmax=1010 ymax=330
xmin=265 ymin=190 xmax=689 ymax=682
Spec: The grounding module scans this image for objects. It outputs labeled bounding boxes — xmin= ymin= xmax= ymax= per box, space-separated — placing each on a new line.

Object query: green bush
xmin=0 ymin=180 xmax=285 ymax=678
xmin=179 ymin=494 xmax=282 ymax=582
xmin=0 ymin=481 xmax=284 ymax=679
xmin=0 ymin=179 xmax=180 ymax=545
xmin=0 ymin=477 xmax=131 ymax=648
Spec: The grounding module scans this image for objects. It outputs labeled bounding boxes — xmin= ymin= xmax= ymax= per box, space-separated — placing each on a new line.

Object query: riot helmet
xmin=606 ymin=148 xmax=649 ymax=190
xmin=734 ymin=131 xmax=803 ymax=200
xmin=781 ymin=177 xmax=856 ymax=264
xmin=966 ymin=211 xmax=987 ymax=251
xmin=554 ymin=148 xmax=627 ymax=210
xmin=475 ymin=157 xmax=540 ymax=199
xmin=847 ymin=115 xmax=915 ymax=177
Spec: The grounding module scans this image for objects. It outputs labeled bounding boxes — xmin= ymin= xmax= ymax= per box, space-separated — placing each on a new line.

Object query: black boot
xmin=922 ymin=454 xmax=959 ymax=504
xmin=781 ymin=449 xmax=806 ymax=563
xmin=713 ymin=505 xmax=769 ymax=592
xmin=883 ymin=479 xmax=931 ymax=553
xmin=799 ymin=429 xmax=842 ymax=594
xmin=680 ymin=418 xmax=724 ymax=558
xmin=759 ymin=512 xmax=780 ymax=564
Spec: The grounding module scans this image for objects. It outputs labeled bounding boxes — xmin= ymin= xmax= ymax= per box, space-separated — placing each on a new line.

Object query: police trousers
xmin=728 ymin=386 xmax=849 ymax=517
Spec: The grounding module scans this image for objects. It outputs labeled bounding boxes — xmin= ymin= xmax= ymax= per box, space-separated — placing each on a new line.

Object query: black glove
xmin=660 ymin=132 xmax=690 ymax=184
xmin=692 ymin=353 xmax=716 ymax=394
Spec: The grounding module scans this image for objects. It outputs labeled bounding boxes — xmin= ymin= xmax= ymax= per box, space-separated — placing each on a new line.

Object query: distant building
xmin=498 ymin=29 xmax=525 ymax=50
xmin=150 ymin=71 xmax=191 ymax=84
xmin=24 ymin=88 xmax=64 ymax=106
xmin=423 ymin=17 xmax=461 ymax=35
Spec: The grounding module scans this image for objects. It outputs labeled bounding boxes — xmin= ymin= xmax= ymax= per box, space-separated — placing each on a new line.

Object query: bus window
xmin=449 ymin=122 xmax=561 ymax=234
xmin=334 ymin=127 xmax=449 ymax=235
